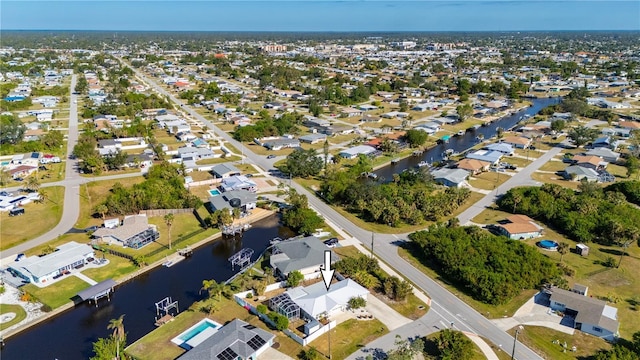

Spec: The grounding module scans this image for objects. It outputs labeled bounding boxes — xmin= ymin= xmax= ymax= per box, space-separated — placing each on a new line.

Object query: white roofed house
xmin=431 ymin=168 xmax=470 ymax=188
xmin=339 ymin=145 xmax=378 ymax=160
xmin=8 ymin=242 xmax=95 ymax=285
xmin=220 ymin=175 xmax=257 ymax=193
xmin=269 ymin=236 xmax=338 ymax=277
xmin=282 ymin=279 xmax=369 ymax=321
xmin=211 ymin=163 xmax=241 ymax=179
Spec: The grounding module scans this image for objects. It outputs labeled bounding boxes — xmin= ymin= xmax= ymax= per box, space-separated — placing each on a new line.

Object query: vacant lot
xmin=509 ymin=326 xmax=610 ymax=360
xmin=0 ymin=186 xmax=65 ymax=250
xmin=468 ymin=171 xmax=509 ymax=191
xmin=76 ymin=177 xmax=145 ymax=229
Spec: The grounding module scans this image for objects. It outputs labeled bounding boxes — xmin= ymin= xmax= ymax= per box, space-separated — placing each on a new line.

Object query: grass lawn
xmin=126 ymin=310 xmax=206 ymax=360
xmin=607 ymin=163 xmax=628 ymax=179
xmin=531 ymin=172 xmax=581 ymax=190
xmin=468 ymin=171 xmax=510 ymax=191
xmin=187 ymin=170 xmax=213 ymax=181
xmin=82 ymin=253 xmax=138 ymax=282
xmin=80 ymin=167 xmax=141 ymax=178
xmin=311 ymin=318 xmax=389 ymax=360
xmin=504 ymin=156 xmax=532 ymax=168
xmin=514 ymin=148 xmax=542 ymax=159
xmin=195 ymin=155 xmax=242 ymax=165
xmin=76 ymin=177 xmax=145 ymax=229
xmin=0 ymin=303 xmax=27 ymax=331
xmin=398 ymin=246 xmax=537 ymax=319
xmin=22 ymin=276 xmax=91 ymax=309
xmin=509 ymin=326 xmax=611 ymax=360
xmin=0 ymin=186 xmax=65 ymax=251
xmin=480 ymin=336 xmax=513 ymax=360
xmin=538 ymin=160 xmax=568 ymax=172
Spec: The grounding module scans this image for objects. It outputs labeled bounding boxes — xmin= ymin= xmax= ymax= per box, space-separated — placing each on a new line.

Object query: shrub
xmin=256 ymin=304 xmax=268 ymax=314
xmin=246 ymin=292 xmax=253 ymax=299
xmin=603 ymin=256 xmax=617 ymax=268
xmin=286 ymin=270 xmax=304 ymax=288
xmin=267 ymin=312 xmax=289 ymax=331
xmin=348 ymin=296 xmax=367 ymax=309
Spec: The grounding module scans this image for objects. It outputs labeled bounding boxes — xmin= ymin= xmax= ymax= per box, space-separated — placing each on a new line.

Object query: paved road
xmin=1 ymin=76 xmax=83 ymax=259
xmin=123 ymin=61 xmax=544 ymax=360
xmin=457 ymin=145 xmax=564 ymax=225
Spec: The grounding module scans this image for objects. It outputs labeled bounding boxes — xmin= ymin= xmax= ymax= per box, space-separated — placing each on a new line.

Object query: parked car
xmin=267 ymin=155 xmax=276 ymax=159
xmin=9 ymin=208 xmax=25 ymax=216
xmin=85 ymin=225 xmax=99 ymax=233
xmin=15 ymin=253 xmax=25 ymax=262
xmin=324 ymin=238 xmax=339 ymax=248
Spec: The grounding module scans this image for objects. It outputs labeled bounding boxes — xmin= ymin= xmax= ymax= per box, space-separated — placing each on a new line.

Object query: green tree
xmin=164 ymin=213 xmax=174 ymax=249
xmin=267 ymin=312 xmax=289 ymax=331
xmin=435 ymin=329 xmax=474 ymax=360
xmin=106 ymin=314 xmax=126 ymax=360
xmin=550 ymin=119 xmax=566 ymax=132
xmin=25 ymin=176 xmax=41 ymax=193
xmin=90 ymin=335 xmax=125 ymax=360
xmin=95 ymin=204 xmax=109 ymax=220
xmin=286 ymin=270 xmax=304 ymax=288
xmin=557 ymin=242 xmax=570 ymax=263
xmin=568 ymin=126 xmax=599 ymax=147
xmin=0 ymin=114 xmax=26 ymax=144
xmin=456 ymin=103 xmax=473 ymax=121
xmin=41 ymin=130 xmax=64 ymax=149
xmin=299 ymin=346 xmax=321 ymax=360
xmin=404 ymin=129 xmax=429 ymax=148
xmin=75 ymin=76 xmax=88 ymax=94
xmin=285 ymin=148 xmax=323 ymax=178
xmin=626 ymin=156 xmax=640 ymax=179
xmin=348 ymin=296 xmax=367 ymax=309
xmin=387 ymin=335 xmax=425 ymax=360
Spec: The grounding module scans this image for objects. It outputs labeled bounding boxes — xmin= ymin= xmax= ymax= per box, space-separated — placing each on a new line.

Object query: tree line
xmin=321 ymin=157 xmax=470 ymax=227
xmin=98 ymin=162 xmax=202 ymax=216
xmin=233 ymin=111 xmax=302 ymax=141
xmin=409 ymin=224 xmax=560 ymax=305
xmin=497 ymin=183 xmax=640 ymax=247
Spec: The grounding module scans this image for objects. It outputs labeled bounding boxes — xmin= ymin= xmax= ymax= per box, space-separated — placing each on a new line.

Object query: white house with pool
xmin=175 ymin=318 xmax=274 ymax=360
xmin=8 ymin=242 xmax=95 ymax=285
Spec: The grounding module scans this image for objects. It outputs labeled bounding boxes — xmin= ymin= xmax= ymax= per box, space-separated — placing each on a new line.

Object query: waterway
xmin=0 ymin=215 xmax=294 ymax=360
xmin=374 ymin=97 xmax=561 ymax=180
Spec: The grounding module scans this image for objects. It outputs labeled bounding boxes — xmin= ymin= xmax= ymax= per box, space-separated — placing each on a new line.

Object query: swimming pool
xmin=208 ymin=189 xmax=221 ymax=197
xmin=171 ymin=318 xmax=221 ymax=349
xmin=0 ymin=161 xmax=9 ymax=167
xmin=538 ymin=240 xmax=559 ymax=250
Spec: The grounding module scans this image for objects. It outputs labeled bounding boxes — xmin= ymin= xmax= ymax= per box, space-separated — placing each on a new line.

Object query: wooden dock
xmin=154 ymin=314 xmax=174 ymax=327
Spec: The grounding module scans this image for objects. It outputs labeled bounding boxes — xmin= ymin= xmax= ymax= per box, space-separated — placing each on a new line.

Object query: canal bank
xmin=0 ymin=213 xmax=293 ymax=360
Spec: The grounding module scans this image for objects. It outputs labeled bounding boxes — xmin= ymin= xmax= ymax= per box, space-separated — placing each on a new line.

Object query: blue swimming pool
xmin=171 ymin=319 xmax=221 ymax=349
xmin=208 ymin=189 xmax=221 ymax=197
xmin=538 ymin=240 xmax=559 ymax=250
xmin=0 ymin=161 xmax=9 ymax=166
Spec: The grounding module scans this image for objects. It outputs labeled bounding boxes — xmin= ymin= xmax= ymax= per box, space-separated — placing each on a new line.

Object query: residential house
xmin=208 ymin=189 xmax=257 ymax=213
xmin=178 ymin=319 xmax=274 ymax=360
xmin=338 ymin=145 xmax=378 ymax=159
xmin=220 ymin=175 xmax=257 ymax=193
xmin=8 ymin=242 xmax=95 ymax=285
xmin=571 ymin=155 xmax=608 ymax=171
xmin=412 ymin=102 xmax=439 ymax=112
xmin=484 ymin=143 xmax=515 ymax=156
xmin=270 ymin=236 xmax=338 ymax=277
xmin=263 ymin=101 xmax=284 ymax=110
xmin=282 ymin=279 xmax=369 ymax=320
xmin=360 ymin=114 xmax=381 ymax=123
xmin=548 ymin=285 xmax=619 ymax=341
xmin=466 ymin=150 xmax=503 ymax=165
xmin=258 ymin=137 xmax=300 ymax=151
xmin=585 ymin=148 xmax=620 ymax=163
xmin=211 ymin=163 xmax=241 ymax=179
xmin=602 ymin=128 xmax=631 ymax=138
xmin=358 ymin=104 xmax=378 ymax=111
xmin=92 ymin=215 xmax=160 ymax=249
xmin=496 ymin=214 xmax=543 ymax=240
xmin=10 ymin=165 xmax=37 ymax=179
xmin=591 ymin=136 xmax=611 ymax=149
xmin=501 ymin=136 xmax=532 ymax=149
xmin=457 ymin=158 xmax=491 ymax=175
xmin=177 ymin=147 xmax=215 ymax=160
xmin=303 ymin=116 xmax=331 ymax=129
xmin=322 ymin=125 xmax=355 ymax=136
xmin=563 ymin=165 xmax=600 ymax=182
xmin=341 ymin=107 xmax=363 ymax=117
xmin=299 ymin=134 xmax=327 ymax=144
xmin=431 ymin=168 xmax=469 ymax=188
xmin=618 ymin=121 xmax=640 ymax=131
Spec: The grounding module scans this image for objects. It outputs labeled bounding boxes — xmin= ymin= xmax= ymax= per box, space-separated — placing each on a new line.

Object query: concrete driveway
xmin=365 ymin=294 xmax=412 ymax=331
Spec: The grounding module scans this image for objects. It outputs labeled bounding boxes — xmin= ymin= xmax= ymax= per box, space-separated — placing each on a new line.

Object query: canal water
xmin=374 ymin=97 xmax=560 ymax=180
xmin=1 ymin=215 xmax=295 ymax=360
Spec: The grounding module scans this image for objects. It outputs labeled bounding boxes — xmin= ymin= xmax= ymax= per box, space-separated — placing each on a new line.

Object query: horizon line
xmin=3 ymin=29 xmax=640 ymax=33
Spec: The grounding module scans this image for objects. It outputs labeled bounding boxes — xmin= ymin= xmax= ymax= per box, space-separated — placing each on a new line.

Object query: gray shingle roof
xmin=270 ymin=236 xmax=338 ymax=275
xmin=550 ymin=287 xmax=619 ymax=332
xmin=178 ymin=319 xmax=274 ymax=360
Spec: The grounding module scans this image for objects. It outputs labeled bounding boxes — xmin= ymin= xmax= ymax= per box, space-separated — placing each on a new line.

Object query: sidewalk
xmin=463 ymin=331 xmax=500 ymax=360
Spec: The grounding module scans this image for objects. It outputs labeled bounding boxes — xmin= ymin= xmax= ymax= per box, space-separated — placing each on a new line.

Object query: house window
xmin=593 ymin=327 xmax=602 ymax=333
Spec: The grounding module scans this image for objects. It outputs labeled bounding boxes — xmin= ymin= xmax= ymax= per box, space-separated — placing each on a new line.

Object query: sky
xmin=1 ymin=1 xmax=639 ymax=32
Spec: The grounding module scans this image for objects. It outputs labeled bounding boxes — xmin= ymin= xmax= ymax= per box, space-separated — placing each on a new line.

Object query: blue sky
xmin=2 ymin=1 xmax=639 ymax=31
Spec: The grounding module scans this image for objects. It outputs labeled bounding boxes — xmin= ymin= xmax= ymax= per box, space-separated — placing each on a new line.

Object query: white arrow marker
xmin=320 ymin=250 xmax=335 ymax=291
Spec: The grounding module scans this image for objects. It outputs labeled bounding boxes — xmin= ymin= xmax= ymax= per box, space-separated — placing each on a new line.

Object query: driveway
xmin=365 ymin=295 xmax=411 ymax=331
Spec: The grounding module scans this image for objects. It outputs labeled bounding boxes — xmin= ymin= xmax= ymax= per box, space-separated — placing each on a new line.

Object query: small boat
xmin=444 ymin=149 xmax=455 ymax=156
xmin=457 ymin=130 xmax=465 ymax=136
xmin=391 ymin=158 xmax=400 ymax=165
xmin=473 ymin=124 xmax=482 ymax=130
xmin=367 ymin=172 xmax=378 ymax=180
xmin=417 ymin=161 xmax=429 ymax=168
xmin=270 ymin=237 xmax=283 ymax=245
xmin=163 ymin=260 xmax=173 ymax=268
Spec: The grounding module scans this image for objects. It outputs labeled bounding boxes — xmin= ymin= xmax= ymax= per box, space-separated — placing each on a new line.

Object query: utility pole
xmin=327 ymin=320 xmax=332 ymax=359
xmin=371 ymin=232 xmax=374 ymax=258
xmin=511 ymin=326 xmax=523 ymax=360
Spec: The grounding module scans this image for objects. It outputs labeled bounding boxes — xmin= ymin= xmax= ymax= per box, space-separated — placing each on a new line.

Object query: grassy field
xmin=312 ymin=318 xmax=389 ymax=360
xmin=0 ymin=186 xmax=65 ymax=250
xmin=0 ymin=303 xmax=27 ymax=331
xmin=76 ymin=177 xmax=145 ymax=229
xmin=509 ymin=326 xmax=611 ymax=360
xmin=531 ymin=172 xmax=581 ymax=190
xmin=471 ymin=207 xmax=640 ymax=338
xmin=468 ymin=171 xmax=510 ymax=191
xmin=82 ymin=253 xmax=138 ymax=283
xmin=195 ymin=155 xmax=242 ymax=165
xmin=504 ymin=156 xmax=533 ymax=168
xmin=23 ymin=276 xmax=91 ymax=309
xmin=538 ymin=160 xmax=568 ymax=172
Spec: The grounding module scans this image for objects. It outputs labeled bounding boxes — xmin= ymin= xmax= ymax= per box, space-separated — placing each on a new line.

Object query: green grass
xmin=126 ymin=310 xmax=207 ymax=360
xmin=311 ymin=318 xmax=389 ymax=360
xmin=423 ymin=331 xmax=487 ymax=360
xmin=538 ymin=160 xmax=568 ymax=172
xmin=82 ymin=253 xmax=138 ymax=282
xmin=76 ymin=177 xmax=145 ymax=229
xmin=0 ymin=186 xmax=65 ymax=251
xmin=22 ymin=276 xmax=91 ymax=309
xmin=195 ymin=155 xmax=241 ymax=165
xmin=531 ymin=172 xmax=581 ymax=190
xmin=468 ymin=171 xmax=510 ymax=191
xmin=504 ymin=156 xmax=533 ymax=168
xmin=0 ymin=303 xmax=27 ymax=331
xmin=508 ymin=326 xmax=611 ymax=360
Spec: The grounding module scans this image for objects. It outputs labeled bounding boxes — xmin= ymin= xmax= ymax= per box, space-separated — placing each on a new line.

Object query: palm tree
xmin=557 ymin=242 xmax=569 ymax=263
xmin=107 ymin=314 xmax=125 ymax=359
xmin=36 ymin=189 xmax=49 ymax=204
xmin=164 ymin=213 xmax=174 ymax=249
xmin=95 ymin=204 xmax=108 ymax=220
xmin=25 ymin=176 xmax=41 ymax=193
xmin=232 ymin=207 xmax=241 ymax=221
